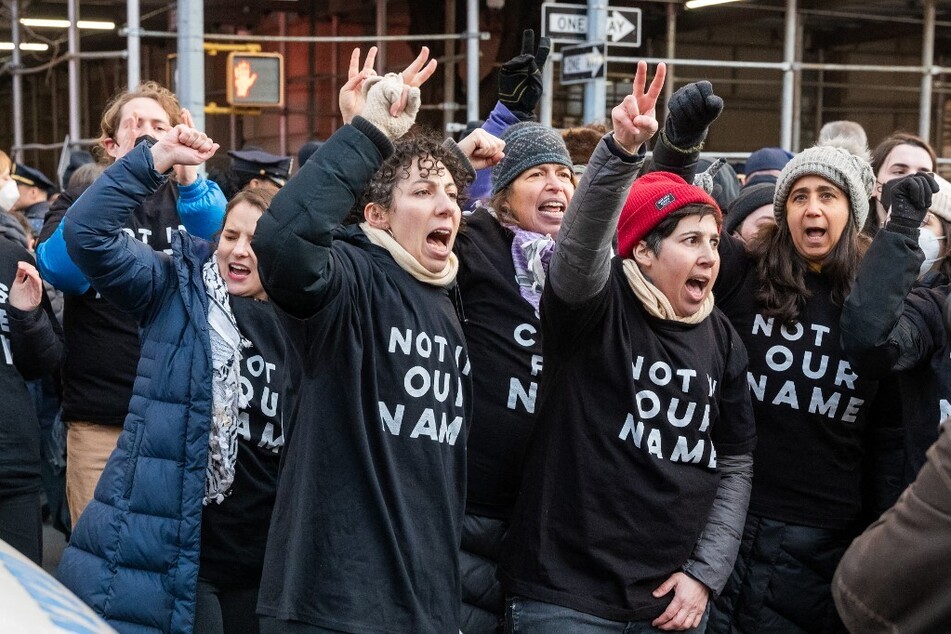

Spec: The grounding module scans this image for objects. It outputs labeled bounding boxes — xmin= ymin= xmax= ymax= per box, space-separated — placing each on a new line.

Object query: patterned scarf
xmin=202 ymin=254 xmax=249 ymax=505
xmin=621 ymin=259 xmax=714 ymax=324
xmin=505 ymin=224 xmax=555 ymax=316
xmin=360 ymin=222 xmax=459 ymax=287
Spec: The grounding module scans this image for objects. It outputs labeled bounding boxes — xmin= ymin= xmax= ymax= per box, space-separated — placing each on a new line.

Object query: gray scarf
xmin=202 ymin=254 xmax=249 ymax=505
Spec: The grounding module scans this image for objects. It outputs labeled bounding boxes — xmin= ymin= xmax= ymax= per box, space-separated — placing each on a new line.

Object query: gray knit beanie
xmin=491 ymin=121 xmax=572 ymax=195
xmin=773 ymin=137 xmax=874 ymax=229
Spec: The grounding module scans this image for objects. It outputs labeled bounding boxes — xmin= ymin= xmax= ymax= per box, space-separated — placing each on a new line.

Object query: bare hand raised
xmin=612 ymin=61 xmax=666 ymax=155
xmin=339 ymin=46 xmax=378 ymax=124
xmin=173 ymin=108 xmax=200 ymax=185
xmin=9 ymin=261 xmax=45 ymax=312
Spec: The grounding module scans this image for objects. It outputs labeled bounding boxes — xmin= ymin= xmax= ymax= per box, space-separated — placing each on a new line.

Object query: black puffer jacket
xmin=460 ymin=514 xmax=507 ymax=633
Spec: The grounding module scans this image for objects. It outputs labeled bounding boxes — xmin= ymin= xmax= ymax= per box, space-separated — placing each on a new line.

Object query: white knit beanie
xmin=773 ymin=136 xmax=875 ymax=229
xmin=929 ymin=174 xmax=951 ymax=223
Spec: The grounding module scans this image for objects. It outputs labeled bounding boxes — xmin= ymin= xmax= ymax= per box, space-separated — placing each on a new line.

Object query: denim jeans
xmin=505 ymin=595 xmax=710 ymax=634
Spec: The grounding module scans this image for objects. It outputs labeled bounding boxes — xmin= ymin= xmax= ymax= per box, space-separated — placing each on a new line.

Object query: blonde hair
xmin=0 ymin=150 xmax=12 ymax=177
xmin=97 ymin=81 xmax=182 ymax=161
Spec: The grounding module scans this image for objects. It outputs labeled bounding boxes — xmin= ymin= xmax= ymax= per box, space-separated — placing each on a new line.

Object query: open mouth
xmin=685 ymin=277 xmax=709 ymax=301
xmin=228 ymin=263 xmax=251 ymax=280
xmin=804 ymin=227 xmax=826 ymax=243
xmin=427 ymin=228 xmax=452 ymax=251
xmin=538 ymin=200 xmax=566 ymax=215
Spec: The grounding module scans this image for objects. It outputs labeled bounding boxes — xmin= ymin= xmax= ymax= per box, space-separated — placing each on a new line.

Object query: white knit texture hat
xmin=929 ymin=174 xmax=951 ymax=223
xmin=773 ymin=137 xmax=875 ymax=229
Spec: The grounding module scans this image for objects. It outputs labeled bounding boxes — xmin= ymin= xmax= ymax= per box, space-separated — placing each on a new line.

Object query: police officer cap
xmin=11 ymin=163 xmax=56 ymax=194
xmin=228 ymin=149 xmax=293 ymax=188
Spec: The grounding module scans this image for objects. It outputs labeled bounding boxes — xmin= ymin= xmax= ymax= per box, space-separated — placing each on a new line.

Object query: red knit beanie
xmin=617 ymin=171 xmax=722 ymax=258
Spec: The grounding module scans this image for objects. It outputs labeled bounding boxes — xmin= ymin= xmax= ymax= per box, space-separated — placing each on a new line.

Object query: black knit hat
xmin=491 ymin=122 xmax=572 ymax=195
xmin=725 ymin=182 xmax=775 ymax=234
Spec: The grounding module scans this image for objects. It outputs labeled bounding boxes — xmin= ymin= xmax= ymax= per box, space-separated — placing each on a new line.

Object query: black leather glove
xmin=498 ymin=29 xmax=551 ymax=120
xmin=884 ymin=172 xmax=939 ymax=234
xmin=663 ymin=81 xmax=723 ymax=150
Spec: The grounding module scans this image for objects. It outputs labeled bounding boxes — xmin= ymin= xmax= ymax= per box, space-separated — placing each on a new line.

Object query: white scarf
xmin=360 ymin=222 xmax=459 ymax=286
xmin=202 ymin=254 xmax=249 ymax=505
xmin=621 ymin=259 xmax=714 ymax=324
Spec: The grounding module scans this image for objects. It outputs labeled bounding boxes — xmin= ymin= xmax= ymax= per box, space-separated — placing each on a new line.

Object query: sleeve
xmin=832 ymin=424 xmax=951 ymax=634
xmin=62 ymin=142 xmax=173 ymax=319
xmin=465 ymin=101 xmax=521 ymax=209
xmin=176 ymin=175 xmax=227 ymax=240
xmin=8 ymin=299 xmax=64 ymax=381
xmin=640 ymin=130 xmax=701 ymax=183
xmin=683 ymin=452 xmax=753 ymax=597
xmin=35 ymin=191 xmax=91 ymax=294
xmin=840 ymin=228 xmax=930 ymax=378
xmin=548 ymin=134 xmax=644 ymax=304
xmin=252 ymin=117 xmax=393 ymax=320
xmin=711 ymin=229 xmax=751 ymax=306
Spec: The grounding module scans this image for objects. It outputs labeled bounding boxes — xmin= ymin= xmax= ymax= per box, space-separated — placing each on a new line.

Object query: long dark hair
xmin=748 ymin=217 xmax=869 ymax=324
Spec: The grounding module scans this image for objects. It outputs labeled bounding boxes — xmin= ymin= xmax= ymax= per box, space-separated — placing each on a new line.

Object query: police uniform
xmin=227 ymin=149 xmax=292 ymax=191
xmin=11 ymin=163 xmax=56 ymax=236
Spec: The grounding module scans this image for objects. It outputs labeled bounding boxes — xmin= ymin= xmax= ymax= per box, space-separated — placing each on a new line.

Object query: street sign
xmin=541 ymin=3 xmax=642 ymax=47
xmin=225 ymin=52 xmax=285 ymax=108
xmin=561 ymin=42 xmax=607 ymax=85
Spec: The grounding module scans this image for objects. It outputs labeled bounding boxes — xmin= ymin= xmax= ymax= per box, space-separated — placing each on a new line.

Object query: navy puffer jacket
xmin=56 ymin=143 xmax=215 ymax=634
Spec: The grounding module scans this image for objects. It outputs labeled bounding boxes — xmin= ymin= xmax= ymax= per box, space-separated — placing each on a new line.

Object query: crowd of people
xmin=1 ymin=31 xmax=950 ymax=634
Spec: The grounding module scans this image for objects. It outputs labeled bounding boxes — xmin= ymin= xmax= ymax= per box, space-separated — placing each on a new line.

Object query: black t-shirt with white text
xmin=499 ymin=258 xmax=756 ymax=622
xmin=199 ymin=296 xmax=285 ymax=587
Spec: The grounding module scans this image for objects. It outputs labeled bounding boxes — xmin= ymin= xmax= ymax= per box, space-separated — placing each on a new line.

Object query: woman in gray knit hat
xmin=708 ymin=137 xmax=897 ymax=633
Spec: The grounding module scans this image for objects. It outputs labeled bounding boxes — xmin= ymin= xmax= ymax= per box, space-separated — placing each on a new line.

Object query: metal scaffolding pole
xmin=443 ymin=0 xmax=457 ymax=134
xmin=466 ymin=0 xmax=479 ymax=121
xmin=780 ymin=0 xmax=797 ymax=151
xmin=540 ymin=53 xmax=554 ymax=127
xmin=376 ymin=0 xmax=387 ymax=72
xmin=920 ymin=0 xmax=935 ymax=141
xmin=10 ymin=0 xmax=23 ymax=162
xmin=584 ymin=0 xmax=607 ymax=124
xmin=664 ymin=3 xmax=676 ymax=111
xmin=68 ymin=0 xmax=81 ymax=147
xmin=177 ymin=0 xmax=205 ymax=133
xmin=127 ymin=0 xmax=141 ymax=88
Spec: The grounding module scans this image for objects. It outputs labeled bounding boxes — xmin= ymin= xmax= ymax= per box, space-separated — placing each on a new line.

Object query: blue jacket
xmin=56 ymin=143 xmax=216 ymax=634
xmin=36 ymin=164 xmax=225 ymax=294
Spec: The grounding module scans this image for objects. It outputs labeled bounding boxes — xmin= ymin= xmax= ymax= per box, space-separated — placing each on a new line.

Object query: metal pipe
xmin=376 ymin=0 xmax=387 ymax=72
xmin=584 ymin=0 xmax=607 ymax=124
xmin=4 ymin=51 xmax=128 ymax=77
xmin=664 ymin=2 xmax=676 ymax=112
xmin=919 ymin=0 xmax=935 ymax=141
xmin=10 ymin=0 xmax=23 ymax=162
xmin=780 ymin=0 xmax=796 ymax=151
xmin=124 ymin=29 xmax=490 ymax=44
xmin=68 ymin=0 xmax=81 ymax=148
xmin=540 ymin=52 xmax=555 ymax=127
xmin=466 ymin=0 xmax=479 ymax=121
xmin=443 ymin=0 xmax=456 ymax=134
xmin=177 ymin=0 xmax=205 ymax=133
xmin=127 ymin=0 xmax=141 ymax=88
xmin=279 ymin=11 xmax=287 ymax=156
xmin=603 ymin=57 xmax=950 ymax=75
xmin=792 ymin=14 xmax=803 ymax=150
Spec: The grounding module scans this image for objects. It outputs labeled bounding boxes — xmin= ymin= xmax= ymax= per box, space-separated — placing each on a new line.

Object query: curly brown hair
xmin=350 ymin=132 xmax=473 ymax=225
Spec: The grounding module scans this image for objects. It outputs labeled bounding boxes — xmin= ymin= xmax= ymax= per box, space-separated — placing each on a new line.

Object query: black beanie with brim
xmin=725 ymin=182 xmax=776 ymax=234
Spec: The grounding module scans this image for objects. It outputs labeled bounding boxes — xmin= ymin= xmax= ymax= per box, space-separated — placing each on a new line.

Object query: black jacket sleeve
xmin=841 ymin=228 xmax=928 ymax=378
xmin=253 ymin=118 xmax=393 ymax=320
xmin=9 ymin=298 xmax=64 ymax=381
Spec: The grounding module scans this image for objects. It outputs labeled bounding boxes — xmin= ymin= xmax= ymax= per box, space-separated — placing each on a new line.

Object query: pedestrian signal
xmin=226 ymin=52 xmax=284 ymax=107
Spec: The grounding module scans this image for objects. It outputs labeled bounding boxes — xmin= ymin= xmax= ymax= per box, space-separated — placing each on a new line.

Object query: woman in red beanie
xmin=497 ymin=61 xmax=756 ymax=633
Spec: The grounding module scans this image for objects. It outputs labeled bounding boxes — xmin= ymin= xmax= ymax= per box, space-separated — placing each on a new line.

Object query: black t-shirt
xmin=715 ymin=235 xmax=879 ymax=529
xmin=0 ymin=238 xmax=61 ymax=496
xmin=199 ymin=296 xmax=286 ymax=587
xmin=38 ymin=182 xmax=184 ymax=425
xmin=258 ymin=236 xmax=471 ymax=633
xmin=455 ymin=209 xmax=543 ymax=519
xmin=499 ymin=259 xmax=756 ymax=622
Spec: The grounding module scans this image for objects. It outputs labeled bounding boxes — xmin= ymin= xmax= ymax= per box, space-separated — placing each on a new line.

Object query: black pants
xmin=194 ymin=578 xmax=261 ymax=634
xmin=0 ymin=491 xmax=42 ymax=565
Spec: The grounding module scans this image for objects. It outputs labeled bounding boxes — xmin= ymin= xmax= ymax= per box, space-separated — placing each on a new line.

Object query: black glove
xmin=498 ymin=29 xmax=551 ymax=120
xmin=883 ymin=172 xmax=939 ymax=233
xmin=663 ymin=81 xmax=723 ymax=150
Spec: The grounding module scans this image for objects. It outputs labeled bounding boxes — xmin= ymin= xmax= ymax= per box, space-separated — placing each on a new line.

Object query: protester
xmin=709 ymin=137 xmax=895 ymax=632
xmin=0 ymin=236 xmax=63 ymax=566
xmin=456 ymin=77 xmax=722 ymax=632
xmin=253 ymin=47 xmax=476 ymax=633
xmin=10 ymin=163 xmax=55 ymax=237
xmin=35 ymin=81 xmax=226 ymax=527
xmin=866 ymin=131 xmax=936 ymax=237
xmin=724 ymin=181 xmax=776 ymax=245
xmin=840 ymin=172 xmax=948 ymax=490
xmin=226 ymin=149 xmax=292 ymax=196
xmin=818 ymin=120 xmax=867 ymax=153
xmin=56 ymin=119 xmax=286 ymax=634
xmin=498 ymin=63 xmax=756 ymax=633
xmin=741 ymin=146 xmax=793 ymax=188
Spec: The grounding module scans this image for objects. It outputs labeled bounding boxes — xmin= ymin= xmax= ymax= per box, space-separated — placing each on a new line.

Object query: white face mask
xmin=0 ymin=180 xmax=19 ymax=212
xmin=918 ymin=227 xmax=946 ymax=278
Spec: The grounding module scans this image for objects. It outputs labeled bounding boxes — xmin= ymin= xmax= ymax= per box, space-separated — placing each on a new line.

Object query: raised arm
xmin=8 ymin=259 xmax=64 ymax=380
xmin=841 ymin=172 xmax=939 ymax=377
xmin=63 ymin=122 xmax=217 ymax=317
xmin=549 ymin=61 xmax=666 ymax=304
xmin=174 ymin=107 xmax=227 ymax=239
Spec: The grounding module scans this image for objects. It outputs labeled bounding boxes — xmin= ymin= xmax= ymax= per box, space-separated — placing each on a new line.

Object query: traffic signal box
xmin=226 ymin=52 xmax=284 ymax=108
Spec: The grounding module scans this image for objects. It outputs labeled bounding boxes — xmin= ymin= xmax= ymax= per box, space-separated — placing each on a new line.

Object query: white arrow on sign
xmin=605 ymin=10 xmax=637 ymax=43
xmin=564 ymin=48 xmax=606 ymax=77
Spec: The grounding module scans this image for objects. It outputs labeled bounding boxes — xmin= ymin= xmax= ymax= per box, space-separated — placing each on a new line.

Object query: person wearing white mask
xmin=842 ymin=172 xmax=951 ymax=492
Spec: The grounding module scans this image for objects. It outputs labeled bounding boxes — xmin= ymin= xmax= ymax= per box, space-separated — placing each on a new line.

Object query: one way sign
xmin=542 ymin=3 xmax=641 ymax=47
xmin=561 ymin=42 xmax=607 ymax=85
